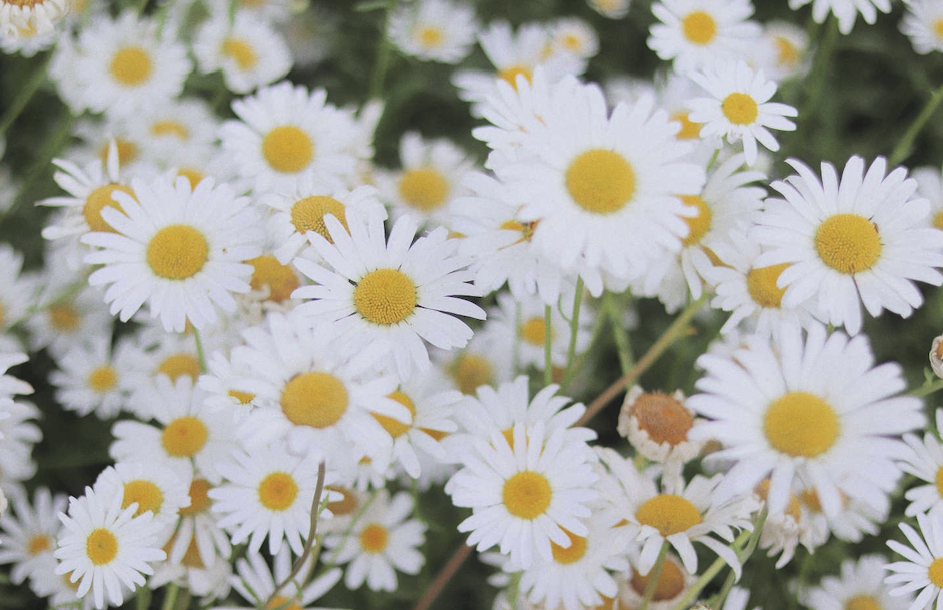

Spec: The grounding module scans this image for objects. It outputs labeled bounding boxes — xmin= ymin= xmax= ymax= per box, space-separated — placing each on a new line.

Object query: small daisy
xmin=913 ymin=166 xmax=943 ymax=230
xmin=435 ymin=331 xmax=515 ymax=396
xmin=215 ymin=547 xmax=343 ymax=610
xmin=82 ymin=174 xmax=264 ymax=332
xmin=93 ymin=461 xmax=191 ymax=538
xmin=323 ymin=490 xmax=426 ymax=592
xmin=125 ymin=98 xmax=220 ymax=169
xmin=0 ymin=0 xmax=68 ymax=38
xmin=0 ymin=21 xmax=57 ymax=55
xmin=164 ymin=477 xmax=232 ymax=571
xmin=617 ymin=386 xmax=705 ymax=473
xmin=54 ymin=486 xmax=166 ymax=609
xmin=790 ymin=0 xmax=891 ymax=34
xmin=387 ymin=0 xmax=478 ymax=64
xmin=588 ymin=0 xmax=630 ymax=19
xmin=447 ymin=420 xmax=599 ymax=568
xmin=547 ymin=17 xmax=599 ymax=60
xmin=902 ymin=1 xmax=943 ymax=55
xmin=193 ymin=11 xmax=292 ymax=94
xmin=751 ymin=156 xmax=943 ymax=335
xmin=688 ymin=322 xmax=923 ymax=518
xmin=24 ymin=280 xmax=112 ymax=359
xmin=293 ymin=213 xmax=486 ymax=379
xmin=885 ymin=511 xmax=943 ymax=610
xmin=49 ymin=335 xmax=134 ymax=420
xmin=0 ymin=487 xmax=67 ymax=585
xmin=688 ymin=59 xmax=798 ymax=165
xmin=648 ymin=0 xmax=762 ymax=72
xmin=754 ymin=21 xmax=810 ymax=81
xmin=804 ymin=555 xmax=911 ymax=610
xmin=899 ymin=408 xmax=943 ymax=517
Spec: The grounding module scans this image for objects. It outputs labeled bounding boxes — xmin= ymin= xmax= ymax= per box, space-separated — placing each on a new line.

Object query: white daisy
xmin=751 ymin=156 xmax=943 ymax=335
xmin=92 ymin=461 xmax=191 ymax=539
xmin=899 ymin=408 xmax=943 ymax=517
xmin=125 ymin=98 xmax=220 ymax=169
xmin=885 ymin=511 xmax=943 ymax=610
xmin=790 ymin=0 xmax=891 ymax=34
xmin=616 ymin=551 xmax=697 ymax=610
xmin=323 ymin=490 xmax=426 ymax=592
xmin=0 ymin=487 xmax=67 ymax=585
xmin=163 ymin=477 xmax=231 ymax=571
xmin=688 ymin=59 xmax=797 ymax=165
xmin=804 ymin=555 xmax=912 ymax=610
xmin=913 ymin=166 xmax=943 ymax=230
xmin=387 ymin=0 xmax=478 ymax=64
xmin=435 ymin=330 xmax=515 ymax=396
xmin=688 ymin=322 xmax=923 ymax=519
xmin=0 ymin=0 xmax=68 ymax=38
xmin=24 ymin=280 xmax=112 ymax=359
xmin=0 ymin=246 xmax=37 ymax=334
xmin=617 ymin=386 xmax=705 ymax=473
xmin=752 ymin=479 xmax=821 ymax=568
xmin=588 ymin=0 xmax=630 ymax=19
xmin=54 ymin=486 xmax=166 ymax=609
xmin=82 ymin=174 xmax=264 ymax=332
xmin=0 ymin=21 xmax=57 ymax=55
xmin=49 ymin=336 xmax=134 ymax=420
xmin=548 ymin=17 xmax=599 ymax=60
xmin=293 ymin=213 xmax=486 ymax=379
xmin=754 ymin=21 xmax=810 ymax=81
xmin=902 ymin=1 xmax=943 ymax=55
xmin=215 ymin=547 xmax=344 ymax=610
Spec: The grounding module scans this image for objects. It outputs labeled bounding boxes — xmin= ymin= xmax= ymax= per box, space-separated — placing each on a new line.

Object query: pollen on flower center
xmin=28 ymin=535 xmax=51 ymax=555
xmin=746 ymin=263 xmax=790 ymax=308
xmin=49 ymin=303 xmax=81 ymax=332
xmin=930 ymin=558 xmax=943 ymax=587
xmin=86 ymin=529 xmax=118 ymax=565
xmin=635 ymin=494 xmax=702 ymax=536
xmin=109 ymin=46 xmax=153 ymax=86
xmin=248 ymin=254 xmax=299 ymax=302
xmin=678 ymin=195 xmax=712 ymax=246
xmin=360 ymin=523 xmax=389 ymax=553
xmin=630 ymin=557 xmax=686 ymax=600
xmin=520 ymin=316 xmax=550 ymax=346
xmin=262 ymin=126 xmax=314 ymax=174
xmin=84 ymin=184 xmax=135 ymax=233
xmin=566 ymin=149 xmax=636 ymax=214
xmin=502 ymin=471 xmax=552 ymax=520
xmin=354 ymin=268 xmax=418 ymax=325
xmin=373 ymin=390 xmax=415 ymax=438
xmin=326 ymin=485 xmax=359 ymax=515
xmin=161 ymin=416 xmax=209 ymax=457
xmin=221 ymin=38 xmax=258 ymax=70
xmin=551 ymin=528 xmax=588 ymax=564
xmin=281 ymin=371 xmax=349 ymax=429
xmin=290 ymin=195 xmax=348 ymax=242
xmin=721 ymin=92 xmax=759 ymax=125
xmin=845 ymin=595 xmax=881 ymax=610
xmin=258 ymin=472 xmax=298 ymax=511
xmin=417 ymin=25 xmax=444 ymax=47
xmin=681 ymin=10 xmax=717 ymax=45
xmin=763 ymin=391 xmax=839 ymax=457
xmin=398 ymin=168 xmax=450 ymax=212
xmin=450 ymin=354 xmax=492 ymax=395
xmin=122 ymin=480 xmax=164 ymax=517
xmin=670 ymin=111 xmax=702 ymax=140
xmin=631 ymin=392 xmax=693 ymax=445
xmin=498 ymin=64 xmax=533 ymax=90
xmin=179 ymin=478 xmax=211 ymax=515
xmin=146 ymin=224 xmax=210 ymax=280
xmin=814 ymin=213 xmax=882 ymax=274
xmin=158 ymin=353 xmax=202 ymax=382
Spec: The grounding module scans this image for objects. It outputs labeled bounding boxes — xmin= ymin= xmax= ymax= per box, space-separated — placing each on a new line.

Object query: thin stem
xmin=889 ymin=82 xmax=943 ymax=167
xmin=174 ymin=589 xmax=191 ymax=610
xmin=192 ymin=327 xmax=207 ymax=372
xmin=512 ymin=300 xmax=522 ymax=375
xmin=606 ymin=293 xmax=634 ymax=376
xmin=670 ymin=527 xmax=754 ymax=610
xmin=543 ymin=304 xmax=553 ymax=386
xmin=560 ymin=278 xmax=584 ymax=385
xmin=561 ymin=302 xmax=608 ymax=393
xmin=638 ymin=540 xmax=671 ymax=610
xmin=263 ymin=462 xmax=327 ymax=609
xmin=801 ymin=17 xmax=839 ymax=119
xmin=912 ymin=378 xmax=943 ymax=397
xmin=412 ymin=545 xmax=474 ymax=610
xmin=367 ymin=0 xmax=398 ymax=100
xmin=160 ymin=584 xmax=179 ymax=610
xmin=0 ymin=51 xmax=53 ymax=139
xmin=135 ymin=587 xmax=151 ymax=610
xmin=713 ymin=508 xmax=768 ymax=609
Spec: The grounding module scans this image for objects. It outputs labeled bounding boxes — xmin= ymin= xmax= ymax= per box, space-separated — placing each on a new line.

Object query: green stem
xmin=713 ymin=508 xmax=768 ymax=609
xmin=638 ymin=541 xmax=671 ymax=610
xmin=801 ymin=18 xmax=839 ymax=119
xmin=606 ymin=293 xmax=634 ymax=376
xmin=512 ymin=300 xmax=522 ymax=375
xmin=910 ymin=377 xmax=943 ymax=397
xmin=560 ymin=278 xmax=584 ymax=385
xmin=543 ymin=304 xmax=553 ymax=386
xmin=160 ymin=584 xmax=179 ymax=610
xmin=0 ymin=51 xmax=53 ymax=139
xmin=135 ymin=587 xmax=151 ymax=610
xmin=321 ymin=491 xmax=377 ymax=571
xmin=889 ymin=82 xmax=943 ymax=167
xmin=367 ymin=0 xmax=397 ymax=100
xmin=560 ymin=301 xmax=608 ymax=393
xmin=173 ymin=589 xmax=191 ymax=610
xmin=192 ymin=327 xmax=207 ymax=372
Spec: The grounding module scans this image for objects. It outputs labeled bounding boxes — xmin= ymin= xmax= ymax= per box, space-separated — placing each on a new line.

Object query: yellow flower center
xmin=98 ymin=139 xmax=138 ymax=166
xmin=630 ymin=558 xmax=686 ymax=600
xmin=49 ymin=303 xmax=81 ymax=332
xmin=935 ymin=466 xmax=943 ymax=498
xmin=550 ymin=528 xmax=588 ymax=564
xmin=28 ymin=535 xmax=51 ymax=555
xmin=449 ymin=354 xmax=492 ymax=395
xmin=678 ymin=195 xmax=712 ymax=246
xmin=774 ymin=36 xmax=799 ymax=67
xmin=746 ymin=263 xmax=790 ymax=308
xmin=86 ymin=529 xmax=118 ymax=565
xmin=221 ymin=38 xmax=258 ymax=70
xmin=151 ymin=120 xmax=189 ymax=140
xmin=146 ymin=225 xmax=209 ymax=280
xmin=681 ymin=10 xmax=717 ymax=45
xmin=373 ymin=390 xmax=415 ymax=438
xmin=398 ymin=168 xmax=450 ymax=212
xmin=502 ymin=471 xmax=552 ymax=520
xmin=325 ymin=485 xmax=359 ymax=516
xmin=262 ymin=126 xmax=314 ymax=174
xmin=566 ymin=149 xmax=636 ymax=214
xmin=670 ymin=111 xmax=702 ymax=140
xmin=161 ymin=416 xmax=209 ymax=457
xmin=814 ymin=213 xmax=882 ymax=274
xmin=163 ymin=535 xmax=204 ymax=568
xmin=846 ymin=596 xmax=881 ymax=610
xmin=721 ymin=93 xmax=759 ymax=125
xmin=157 ymin=353 xmax=201 ymax=382
xmin=109 ymin=46 xmax=153 ymax=86
xmin=177 ymin=168 xmax=205 ymax=189
xmin=360 ymin=523 xmax=389 ymax=553
xmin=755 ymin=479 xmax=801 ymax=522
xmin=497 ymin=65 xmax=533 ymax=90
xmin=933 ymin=210 xmax=943 ymax=231
xmin=930 ymin=558 xmax=943 ymax=587
xmin=520 ymin=316 xmax=550 ymax=346
xmin=266 ymin=597 xmax=302 ymax=610
xmin=635 ymin=494 xmax=703 ymax=536
xmin=290 ymin=195 xmax=348 ymax=242
xmin=417 ymin=26 xmax=444 ymax=47
xmin=84 ymin=184 xmax=135 ymax=233
xmin=280 ymin=371 xmax=349 ymax=429
xmin=122 ymin=479 xmax=164 ymax=517
xmin=258 ymin=472 xmax=298 ymax=511
xmin=799 ymin=488 xmax=822 ymax=513
xmin=934 ymin=19 xmax=943 ymax=39
xmin=248 ymin=254 xmax=299 ymax=302
xmin=228 ymin=389 xmax=255 ymax=404
xmin=179 ymin=478 xmax=211 ymax=515
xmin=764 ymin=391 xmax=839 ymax=457
xmin=354 ymin=268 xmax=417 ymax=325
xmin=630 ymin=392 xmax=694 ymax=446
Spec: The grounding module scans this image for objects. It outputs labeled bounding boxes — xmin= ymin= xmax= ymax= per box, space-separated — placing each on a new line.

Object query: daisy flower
xmin=66 ymin=12 xmax=192 ymax=117
xmin=617 ymin=551 xmax=697 ymax=610
xmin=913 ymin=166 xmax=943 ymax=230
xmin=0 ymin=399 xmax=41 ymax=486
xmin=164 ymin=477 xmax=231 ymax=571
xmin=752 ymin=156 xmax=943 ymax=335
xmin=219 ymin=81 xmax=364 ymax=192
xmin=804 ymin=555 xmax=911 ymax=610
xmin=125 ymin=98 xmax=220 ymax=169
xmin=323 ymin=490 xmax=426 ymax=592
xmin=688 ymin=322 xmax=923 ymax=518
xmin=899 ymin=409 xmax=943 ymax=517
xmin=93 ymin=461 xmax=191 ymax=538
xmin=193 ymin=11 xmax=292 ymax=94
xmin=588 ymin=0 xmax=630 ymax=19
xmin=24 ymin=280 xmax=112 ymax=359
xmin=647 ymin=0 xmax=762 ymax=72
xmin=548 ymin=17 xmax=599 ymax=60
xmin=215 ymin=547 xmax=343 ymax=610
xmin=447 ymin=420 xmax=599 ymax=568
xmin=49 ymin=336 xmax=134 ymax=420
xmin=790 ymin=0 xmax=891 ymax=34
xmin=0 ymin=246 xmax=36 ymax=334
xmin=387 ymin=0 xmax=478 ymax=64
xmin=293 ymin=213 xmax=485 ymax=379
xmin=82 ymin=174 xmax=264 ymax=332
xmin=901 ymin=1 xmax=943 ymax=55
xmin=688 ymin=60 xmax=798 ymax=165
xmin=0 ymin=22 xmax=57 ymax=55
xmin=436 ymin=330 xmax=515 ymax=396
xmin=54 ymin=486 xmax=166 ymax=609
xmin=376 ymin=131 xmax=474 ymax=228
xmin=0 ymin=0 xmax=68 ymax=38
xmin=754 ymin=21 xmax=810 ymax=81
xmin=0 ymin=487 xmax=67 ymax=585
xmin=752 ymin=479 xmax=821 ymax=567
xmin=210 ymin=445 xmax=333 ymax=555
xmin=885 ymin=511 xmax=943 ymax=610
xmin=617 ymin=386 xmax=705 ymax=473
